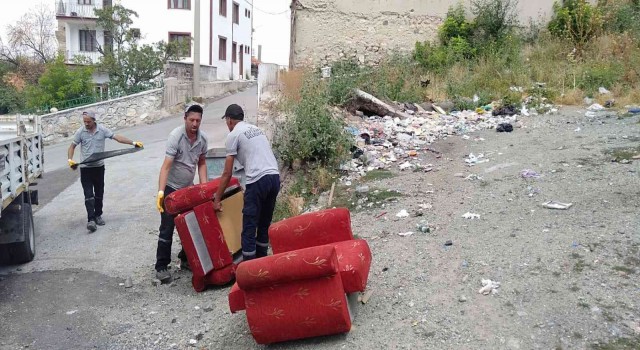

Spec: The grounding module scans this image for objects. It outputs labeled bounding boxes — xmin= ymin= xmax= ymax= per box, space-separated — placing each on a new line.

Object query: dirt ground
xmin=1 ymin=106 xmax=639 ymax=349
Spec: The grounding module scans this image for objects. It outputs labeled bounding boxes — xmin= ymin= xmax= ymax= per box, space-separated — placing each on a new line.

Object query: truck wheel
xmin=0 ymin=203 xmax=35 ymax=265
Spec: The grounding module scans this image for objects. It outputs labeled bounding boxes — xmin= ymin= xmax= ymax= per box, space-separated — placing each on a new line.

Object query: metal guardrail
xmin=55 ymin=0 xmax=103 ymax=18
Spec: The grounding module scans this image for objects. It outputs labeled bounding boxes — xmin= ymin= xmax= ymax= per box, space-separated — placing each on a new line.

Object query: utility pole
xmin=193 ymin=0 xmax=201 ymax=98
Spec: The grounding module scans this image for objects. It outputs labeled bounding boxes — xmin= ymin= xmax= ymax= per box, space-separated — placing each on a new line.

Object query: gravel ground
xmin=1 ymin=106 xmax=639 ymax=349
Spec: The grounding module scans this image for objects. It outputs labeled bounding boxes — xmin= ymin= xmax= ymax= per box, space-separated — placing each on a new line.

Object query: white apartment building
xmin=55 ymin=0 xmax=253 ymax=81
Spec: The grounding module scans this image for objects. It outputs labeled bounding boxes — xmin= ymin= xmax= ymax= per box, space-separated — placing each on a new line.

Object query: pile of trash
xmin=339 ymin=99 xmax=531 ymax=182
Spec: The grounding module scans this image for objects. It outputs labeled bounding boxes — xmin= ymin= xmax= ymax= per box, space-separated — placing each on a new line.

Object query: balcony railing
xmin=65 ymin=50 xmax=102 ymax=64
xmin=55 ymin=1 xmax=103 ymax=18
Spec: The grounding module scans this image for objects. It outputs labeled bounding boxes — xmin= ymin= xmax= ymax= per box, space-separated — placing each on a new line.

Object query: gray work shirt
xmin=72 ymin=124 xmax=115 ymax=168
xmin=166 ymin=126 xmax=208 ymax=190
xmin=225 ymin=121 xmax=279 ymax=184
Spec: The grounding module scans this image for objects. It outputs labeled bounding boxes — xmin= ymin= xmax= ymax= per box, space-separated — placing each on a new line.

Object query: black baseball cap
xmin=185 ymin=103 xmax=204 ymax=114
xmin=222 ymin=104 xmax=244 ymax=120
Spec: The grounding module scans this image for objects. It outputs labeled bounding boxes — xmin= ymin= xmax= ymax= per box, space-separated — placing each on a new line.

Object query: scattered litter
xmin=465 ymin=174 xmax=483 ymax=181
xmin=458 ymin=295 xmax=468 ymax=302
xmin=360 ymin=290 xmax=374 ymax=304
xmin=604 ymin=100 xmax=615 ymax=108
xmin=496 ymin=123 xmax=514 ymax=132
xmin=598 ymin=87 xmax=611 ymax=94
xmin=520 ymin=169 xmax=542 ymax=179
xmin=124 ymin=277 xmax=133 ymax=288
xmin=397 ymin=231 xmax=414 ymax=237
xmin=454 ymin=173 xmax=465 ymax=178
xmin=418 ymin=203 xmax=432 ymax=210
xmin=444 ymin=240 xmax=453 ymax=246
xmin=587 ymin=103 xmax=605 ymax=111
xmin=396 ymin=209 xmax=409 ymax=218
xmin=462 ymin=212 xmax=481 ymax=219
xmin=375 ymin=211 xmax=387 ymax=219
xmin=462 ymin=135 xmax=471 ymax=140
xmin=542 ymin=201 xmax=573 ymax=210
xmin=416 ymin=220 xmax=431 ymax=233
xmin=478 ymin=279 xmax=501 ymax=295
xmin=465 ymin=153 xmax=489 ymax=166
xmin=399 ymin=162 xmax=414 ymax=171
xmin=66 ymin=310 xmax=78 ymax=315
xmin=356 ymin=185 xmax=370 ymax=194
xmin=574 ymin=127 xmax=581 ymax=132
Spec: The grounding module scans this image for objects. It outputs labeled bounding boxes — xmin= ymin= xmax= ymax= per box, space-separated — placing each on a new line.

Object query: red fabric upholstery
xmin=174 ymin=202 xmax=235 ymax=292
xmin=334 ymin=239 xmax=371 ymax=293
xmin=164 ymin=177 xmax=241 ymax=215
xmin=236 ymin=245 xmax=351 ymax=344
xmin=269 ymin=208 xmax=371 ymax=293
xmin=229 ymin=282 xmax=245 ymax=313
xmin=270 ymin=207 xmax=353 ymax=254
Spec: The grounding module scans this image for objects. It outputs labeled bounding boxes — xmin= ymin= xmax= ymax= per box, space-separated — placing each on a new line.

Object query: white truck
xmin=0 ymin=115 xmax=43 ymax=265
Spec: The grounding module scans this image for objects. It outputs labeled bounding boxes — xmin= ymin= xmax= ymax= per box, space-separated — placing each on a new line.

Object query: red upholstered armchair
xmin=228 ymin=208 xmax=372 ymax=344
xmin=234 ymin=245 xmax=351 ymax=344
xmin=269 ymin=208 xmax=372 ymax=294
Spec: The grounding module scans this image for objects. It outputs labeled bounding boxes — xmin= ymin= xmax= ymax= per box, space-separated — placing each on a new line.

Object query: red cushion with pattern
xmin=237 ymin=246 xmax=351 ymax=344
xmin=164 ymin=177 xmax=241 ymax=215
xmin=270 ymin=208 xmax=353 ymax=254
xmin=236 ymin=245 xmax=339 ymax=290
xmin=334 ymin=239 xmax=372 ymax=293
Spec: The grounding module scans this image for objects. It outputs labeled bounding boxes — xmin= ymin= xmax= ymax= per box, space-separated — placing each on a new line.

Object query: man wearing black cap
xmin=154 ymin=103 xmax=209 ymax=283
xmin=68 ymin=111 xmax=143 ymax=233
xmin=213 ymin=104 xmax=280 ymax=262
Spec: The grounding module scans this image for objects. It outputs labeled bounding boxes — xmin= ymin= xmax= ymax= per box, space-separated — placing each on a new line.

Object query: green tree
xmin=25 ymin=56 xmax=94 ymax=110
xmin=94 ymin=4 xmax=186 ymax=93
xmin=0 ymin=64 xmax=24 ymax=114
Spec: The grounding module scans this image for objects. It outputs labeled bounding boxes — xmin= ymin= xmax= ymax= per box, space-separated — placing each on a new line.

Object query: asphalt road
xmin=0 ymin=87 xmax=258 ymax=349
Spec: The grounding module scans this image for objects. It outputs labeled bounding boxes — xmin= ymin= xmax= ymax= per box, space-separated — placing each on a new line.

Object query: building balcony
xmin=55 ymin=1 xmax=103 ymax=19
xmin=64 ymin=50 xmax=102 ymax=64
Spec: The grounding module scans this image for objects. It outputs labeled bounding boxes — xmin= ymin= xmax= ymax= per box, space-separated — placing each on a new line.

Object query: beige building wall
xmin=290 ymin=0 xmax=571 ymax=68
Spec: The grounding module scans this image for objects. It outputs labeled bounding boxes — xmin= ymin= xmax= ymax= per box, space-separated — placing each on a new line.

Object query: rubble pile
xmin=339 ymin=104 xmax=525 ymax=180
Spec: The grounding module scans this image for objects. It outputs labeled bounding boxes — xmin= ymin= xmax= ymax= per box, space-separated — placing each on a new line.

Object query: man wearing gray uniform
xmin=68 ymin=111 xmax=143 ymax=233
xmin=214 ymin=104 xmax=280 ymax=262
xmin=155 ymin=103 xmax=208 ymax=282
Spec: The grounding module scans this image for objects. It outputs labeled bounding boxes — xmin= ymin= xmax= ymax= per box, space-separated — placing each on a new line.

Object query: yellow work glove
xmin=156 ymin=191 xmax=165 ymax=213
xmin=68 ymin=159 xmax=78 ymax=169
xmin=133 ymin=141 xmax=143 ymax=148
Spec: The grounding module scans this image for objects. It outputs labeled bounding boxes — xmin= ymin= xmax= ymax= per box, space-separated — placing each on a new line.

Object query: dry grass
xmin=556 ymin=89 xmax=586 ymax=105
xmin=279 ymin=69 xmax=305 ymax=103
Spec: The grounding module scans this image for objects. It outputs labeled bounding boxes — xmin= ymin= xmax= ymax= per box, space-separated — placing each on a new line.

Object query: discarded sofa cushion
xmin=164 ymin=177 xmax=241 ymax=215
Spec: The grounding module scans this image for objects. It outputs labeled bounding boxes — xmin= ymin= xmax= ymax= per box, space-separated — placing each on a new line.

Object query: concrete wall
xmin=163 ymin=78 xmax=253 ymax=108
xmin=290 ymin=0 xmax=577 ymax=67
xmin=257 ymin=63 xmax=281 ymax=101
xmin=40 ymin=89 xmax=166 ymax=143
xmin=164 ymin=61 xmax=218 ymax=82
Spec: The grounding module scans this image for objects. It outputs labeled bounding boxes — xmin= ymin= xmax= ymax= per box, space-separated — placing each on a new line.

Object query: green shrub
xmin=579 ymin=61 xmax=624 ymax=93
xmin=273 ymin=76 xmax=352 ymax=167
xmin=471 ymin=0 xmax=520 ymax=47
xmin=415 ymin=41 xmax=450 ymax=71
xmin=363 ymin=55 xmax=425 ymax=102
xmin=599 ymin=0 xmax=640 ymax=35
xmin=327 ymin=59 xmax=363 ymax=106
xmin=548 ymin=0 xmax=603 ymax=52
xmin=25 ymin=56 xmax=94 ymax=110
xmin=439 ymin=4 xmax=474 ymax=45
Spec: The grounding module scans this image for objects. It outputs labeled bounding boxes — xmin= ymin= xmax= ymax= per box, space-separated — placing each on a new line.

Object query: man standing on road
xmin=213 ymin=104 xmax=280 ymax=262
xmin=68 ymin=111 xmax=143 ymax=233
xmin=155 ymin=103 xmax=209 ymax=283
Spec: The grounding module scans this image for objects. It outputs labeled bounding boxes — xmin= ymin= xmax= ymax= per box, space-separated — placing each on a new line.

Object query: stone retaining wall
xmin=40 ymin=89 xmax=167 ymax=143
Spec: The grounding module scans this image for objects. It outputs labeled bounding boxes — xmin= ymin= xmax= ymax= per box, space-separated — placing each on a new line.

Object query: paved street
xmin=0 ymin=87 xmax=258 ymax=349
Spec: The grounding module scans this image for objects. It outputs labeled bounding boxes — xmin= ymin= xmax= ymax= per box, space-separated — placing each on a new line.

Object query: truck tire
xmin=0 ymin=203 xmax=35 ymax=265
